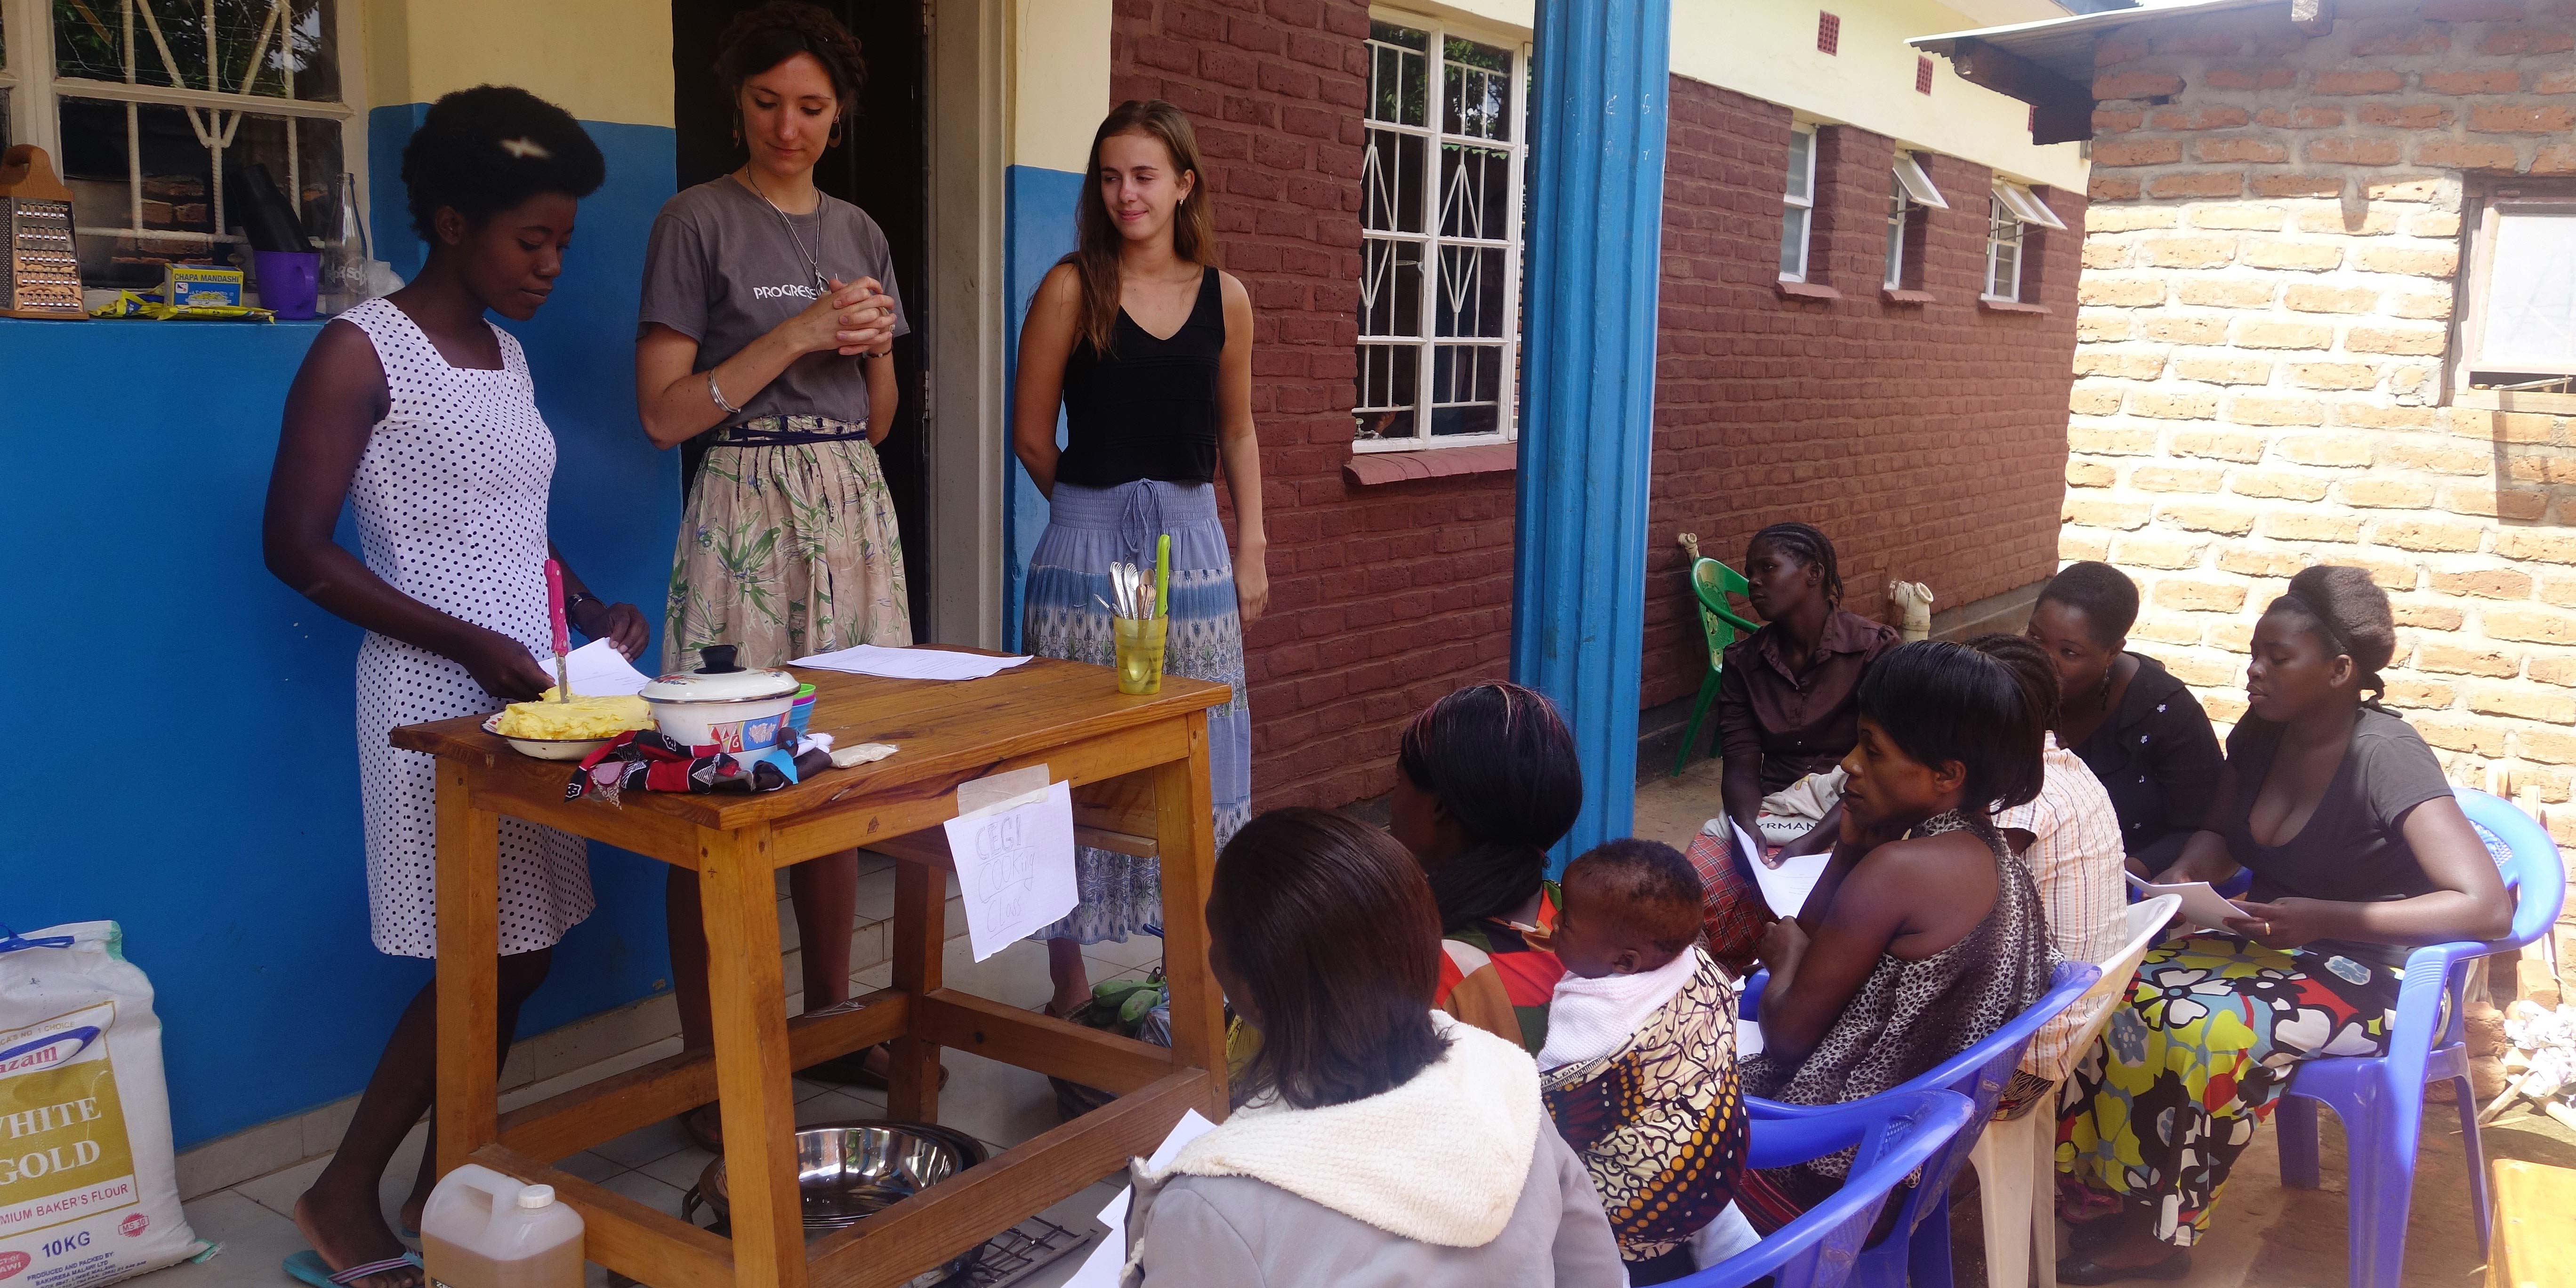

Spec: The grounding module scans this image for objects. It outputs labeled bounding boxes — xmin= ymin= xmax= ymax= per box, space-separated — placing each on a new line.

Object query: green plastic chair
xmin=1674 ymin=557 xmax=1763 ymax=777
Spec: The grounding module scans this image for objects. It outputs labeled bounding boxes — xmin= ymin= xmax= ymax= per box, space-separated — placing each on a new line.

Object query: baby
xmin=1535 ymin=840 xmax=1760 ymax=1282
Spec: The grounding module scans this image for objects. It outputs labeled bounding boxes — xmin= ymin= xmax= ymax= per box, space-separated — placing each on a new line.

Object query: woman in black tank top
xmin=1012 ymin=101 xmax=1265 ymax=1018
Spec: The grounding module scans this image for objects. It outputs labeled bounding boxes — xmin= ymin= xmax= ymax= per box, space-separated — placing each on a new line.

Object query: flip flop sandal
xmin=284 ymin=1249 xmax=423 ymax=1288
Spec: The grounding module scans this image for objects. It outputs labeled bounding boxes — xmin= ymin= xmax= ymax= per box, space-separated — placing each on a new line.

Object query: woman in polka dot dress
xmin=260 ymin=88 xmax=647 ymax=1288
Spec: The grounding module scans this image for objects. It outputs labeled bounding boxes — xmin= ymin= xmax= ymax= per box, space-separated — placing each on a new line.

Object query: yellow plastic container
xmin=1113 ymin=616 xmax=1168 ymax=695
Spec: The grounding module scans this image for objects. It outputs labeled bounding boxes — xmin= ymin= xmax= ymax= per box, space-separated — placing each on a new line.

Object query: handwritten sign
xmin=943 ymin=780 xmax=1078 ymax=962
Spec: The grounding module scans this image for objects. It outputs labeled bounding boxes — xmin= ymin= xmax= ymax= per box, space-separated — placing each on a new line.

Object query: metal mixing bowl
xmin=691 ymin=1121 xmax=987 ymax=1285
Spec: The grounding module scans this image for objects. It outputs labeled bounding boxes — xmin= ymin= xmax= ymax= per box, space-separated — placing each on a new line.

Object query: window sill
xmin=1776 ymin=280 xmax=1842 ymax=302
xmin=1343 ymin=442 xmax=1518 ymax=487
xmin=1978 ymin=298 xmax=2051 ymax=315
xmin=1882 ymin=288 xmax=1935 ymax=306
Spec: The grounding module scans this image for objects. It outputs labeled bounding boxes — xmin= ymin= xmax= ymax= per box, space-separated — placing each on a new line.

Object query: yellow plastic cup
xmin=1113 ymin=616 xmax=1169 ymax=695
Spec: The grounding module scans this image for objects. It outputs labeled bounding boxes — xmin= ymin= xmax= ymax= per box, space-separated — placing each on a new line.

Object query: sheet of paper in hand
xmin=2125 ymin=871 xmax=2249 ymax=931
xmin=1736 ymin=818 xmax=1829 ymax=919
xmin=944 ymin=773 xmax=1078 ymax=961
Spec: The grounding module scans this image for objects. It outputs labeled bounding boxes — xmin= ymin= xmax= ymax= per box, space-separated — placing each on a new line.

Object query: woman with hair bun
xmin=634 ymin=0 xmax=910 ymax=1127
xmin=2054 ymin=566 xmax=2512 ymax=1282
xmin=262 ymin=85 xmax=640 ymax=1288
xmin=1388 ymin=682 xmax=1585 ymax=1053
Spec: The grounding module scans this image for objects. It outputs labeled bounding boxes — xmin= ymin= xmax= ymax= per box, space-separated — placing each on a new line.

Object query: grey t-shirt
xmin=636 ymin=177 xmax=910 ymax=428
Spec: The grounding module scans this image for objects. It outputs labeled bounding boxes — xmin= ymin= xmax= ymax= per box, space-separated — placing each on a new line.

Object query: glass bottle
xmin=319 ymin=172 xmax=370 ymax=314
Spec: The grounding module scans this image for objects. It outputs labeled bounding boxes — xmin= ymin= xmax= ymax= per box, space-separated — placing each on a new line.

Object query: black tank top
xmin=1056 ymin=266 xmax=1223 ymax=489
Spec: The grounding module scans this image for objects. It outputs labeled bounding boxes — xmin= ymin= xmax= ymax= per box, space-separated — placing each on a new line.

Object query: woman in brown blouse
xmin=1715 ymin=523 xmax=1899 ymax=860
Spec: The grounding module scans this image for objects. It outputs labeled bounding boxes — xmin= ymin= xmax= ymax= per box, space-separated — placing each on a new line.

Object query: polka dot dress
xmin=343 ymin=298 xmax=594 ymax=959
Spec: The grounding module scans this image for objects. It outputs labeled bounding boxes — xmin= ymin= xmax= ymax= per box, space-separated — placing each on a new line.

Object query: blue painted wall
xmin=1000 ymin=164 xmax=1083 ymax=652
xmin=0 ymin=112 xmax=683 ymax=1150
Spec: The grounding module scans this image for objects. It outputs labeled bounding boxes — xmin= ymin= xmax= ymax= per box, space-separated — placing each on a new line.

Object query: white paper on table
xmin=943 ymin=780 xmax=1078 ymax=962
xmin=791 ymin=643 xmax=1034 ymax=681
xmin=1063 ymin=1110 xmax=1220 ymax=1288
xmin=1718 ymin=818 xmax=1829 ymax=920
xmin=528 ymin=638 xmax=654 ymax=697
xmin=2125 ymin=871 xmax=2249 ymax=930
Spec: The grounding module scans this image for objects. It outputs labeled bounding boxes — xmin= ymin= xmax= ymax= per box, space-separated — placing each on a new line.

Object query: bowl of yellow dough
xmin=486 ymin=693 xmax=654 ymax=760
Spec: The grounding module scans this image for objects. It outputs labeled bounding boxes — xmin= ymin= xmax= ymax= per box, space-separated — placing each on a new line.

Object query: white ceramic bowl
xmin=481 ymin=712 xmax=613 ymax=762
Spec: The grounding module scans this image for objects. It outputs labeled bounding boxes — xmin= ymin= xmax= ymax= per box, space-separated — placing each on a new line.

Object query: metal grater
xmin=1 ymin=145 xmax=85 ymax=319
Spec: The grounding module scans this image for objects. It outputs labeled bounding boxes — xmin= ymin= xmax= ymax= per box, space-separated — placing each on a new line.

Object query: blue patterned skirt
xmin=1023 ymin=480 xmax=1252 ymax=943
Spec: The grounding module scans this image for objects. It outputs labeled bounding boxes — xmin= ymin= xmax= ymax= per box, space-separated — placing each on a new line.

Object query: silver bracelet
xmin=708 ymin=370 xmax=742 ymax=416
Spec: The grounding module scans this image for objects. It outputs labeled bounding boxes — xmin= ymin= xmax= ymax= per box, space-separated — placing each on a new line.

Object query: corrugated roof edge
xmin=1911 ymin=0 xmax=2288 ymax=81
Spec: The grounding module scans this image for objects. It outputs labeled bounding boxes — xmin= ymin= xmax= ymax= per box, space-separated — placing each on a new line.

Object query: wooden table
xmin=391 ymin=657 xmax=1233 ymax=1288
xmin=2488 ymin=1158 xmax=2576 ymax=1288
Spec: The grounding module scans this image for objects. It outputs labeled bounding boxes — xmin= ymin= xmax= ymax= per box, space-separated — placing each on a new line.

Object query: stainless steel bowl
xmin=693 ymin=1121 xmax=985 ymax=1285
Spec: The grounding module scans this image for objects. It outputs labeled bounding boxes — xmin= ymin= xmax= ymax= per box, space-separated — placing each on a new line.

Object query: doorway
xmin=669 ymin=0 xmax=933 ymax=635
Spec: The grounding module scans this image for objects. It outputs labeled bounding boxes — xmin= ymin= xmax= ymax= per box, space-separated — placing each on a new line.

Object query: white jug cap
xmin=516 ymin=1184 xmax=556 ymax=1209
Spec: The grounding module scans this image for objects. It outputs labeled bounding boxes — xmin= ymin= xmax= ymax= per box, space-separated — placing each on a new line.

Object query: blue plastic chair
xmin=2272 ymin=787 xmax=2567 ymax=1288
xmin=1669 ymin=1089 xmax=1981 ymax=1288
xmin=1738 ymin=959 xmax=2101 ymax=1288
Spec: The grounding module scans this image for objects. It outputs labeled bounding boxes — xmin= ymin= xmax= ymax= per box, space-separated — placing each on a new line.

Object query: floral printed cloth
xmin=2055 ymin=931 xmax=2402 ymax=1247
xmin=663 ymin=419 xmax=910 ymax=674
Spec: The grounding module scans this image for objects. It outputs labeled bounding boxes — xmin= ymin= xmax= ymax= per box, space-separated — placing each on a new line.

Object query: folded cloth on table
xmin=568 ymin=731 xmax=834 ymax=802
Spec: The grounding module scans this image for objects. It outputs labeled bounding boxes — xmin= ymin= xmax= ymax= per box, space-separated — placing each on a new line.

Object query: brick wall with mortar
xmin=1645 ymin=78 xmax=2086 ymax=711
xmin=2060 ymin=0 xmax=2576 ymax=984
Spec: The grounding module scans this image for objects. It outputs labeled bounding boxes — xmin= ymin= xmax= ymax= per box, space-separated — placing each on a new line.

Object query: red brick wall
xmin=1643 ymin=78 xmax=2086 ymax=709
xmin=1112 ymin=0 xmax=1514 ymax=812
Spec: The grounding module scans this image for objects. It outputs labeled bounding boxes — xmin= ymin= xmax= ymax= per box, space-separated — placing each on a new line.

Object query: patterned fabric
xmin=339 ymin=298 xmax=592 ymax=959
xmin=1682 ymin=824 xmax=1769 ymax=975
xmin=2055 ymin=931 xmax=2403 ymax=1247
xmin=1540 ymin=951 xmax=1747 ymax=1262
xmin=1436 ymin=887 xmax=1565 ymax=1055
xmin=662 ymin=418 xmax=910 ymax=674
xmin=1994 ymin=733 xmax=2130 ymax=1086
xmin=566 ymin=731 xmax=832 ymax=800
xmin=1023 ymin=480 xmax=1250 ymax=944
xmin=1742 ymin=810 xmax=2056 ymax=1191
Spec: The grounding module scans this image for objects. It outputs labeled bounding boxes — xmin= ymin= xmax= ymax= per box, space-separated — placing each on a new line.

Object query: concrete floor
xmin=1639 ymin=757 xmax=2576 ymax=1287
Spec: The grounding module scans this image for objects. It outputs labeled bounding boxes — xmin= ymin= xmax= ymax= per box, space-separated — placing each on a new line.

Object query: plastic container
xmin=787 ymin=683 xmax=817 ymax=737
xmin=251 ymin=250 xmax=319 ymax=319
xmin=1112 ymin=616 xmax=1167 ymax=695
xmin=421 ymin=1163 xmax=584 ymax=1288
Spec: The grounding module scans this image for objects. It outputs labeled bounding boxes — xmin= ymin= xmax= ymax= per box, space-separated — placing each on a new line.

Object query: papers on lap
xmin=790 ymin=644 xmax=1034 ymax=681
xmin=1063 ymin=1110 xmax=1220 ymax=1287
xmin=2125 ymin=871 xmax=2250 ymax=930
xmin=1727 ymin=818 xmax=1829 ymax=920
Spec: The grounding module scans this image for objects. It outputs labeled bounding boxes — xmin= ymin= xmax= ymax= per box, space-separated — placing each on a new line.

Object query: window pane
xmin=1360 ymin=236 xmax=1423 ymax=338
xmin=1784 ymin=129 xmax=1812 ymax=202
xmin=1431 ymin=344 xmax=1502 ymax=436
xmin=1356 ymin=342 xmax=1420 ymax=439
xmin=1438 ymin=142 xmax=1508 ymax=241
xmin=56 ymin=0 xmax=338 ymax=100
xmin=1362 ymin=128 xmax=1423 ymax=234
xmin=1368 ymin=22 xmax=1428 ymax=127
xmin=1434 ymin=243 xmax=1506 ymax=338
xmin=1778 ymin=205 xmax=1807 ymax=278
xmin=1443 ymin=39 xmax=1512 ymax=142
xmin=2479 ymin=209 xmax=2576 ymax=370
xmin=59 ymin=94 xmax=337 ymax=287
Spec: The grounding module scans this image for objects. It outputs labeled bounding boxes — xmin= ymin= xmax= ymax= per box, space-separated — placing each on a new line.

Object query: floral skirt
xmin=664 ymin=422 xmax=910 ymax=673
xmin=1022 ymin=480 xmax=1251 ymax=944
xmin=2054 ymin=931 xmax=2404 ymax=1247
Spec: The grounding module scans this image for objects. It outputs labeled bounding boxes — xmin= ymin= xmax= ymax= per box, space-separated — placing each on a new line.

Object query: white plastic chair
xmin=1967 ymin=894 xmax=2179 ymax=1288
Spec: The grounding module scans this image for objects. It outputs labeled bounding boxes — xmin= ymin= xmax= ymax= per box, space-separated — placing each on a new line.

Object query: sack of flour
xmin=0 ymin=922 xmax=211 ymax=1288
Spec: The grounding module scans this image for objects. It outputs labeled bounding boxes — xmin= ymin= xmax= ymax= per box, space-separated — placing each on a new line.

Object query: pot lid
xmin=641 ymin=644 xmax=800 ymax=703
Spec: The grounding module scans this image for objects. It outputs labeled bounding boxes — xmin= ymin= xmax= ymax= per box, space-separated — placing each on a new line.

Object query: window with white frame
xmin=1884 ymin=151 xmax=1944 ymax=291
xmin=2457 ymin=187 xmax=2576 ymax=396
xmin=1355 ymin=14 xmax=1528 ymax=448
xmin=1779 ymin=123 xmax=1815 ymax=282
xmin=1984 ymin=179 xmax=2064 ymax=302
xmin=0 ymin=0 xmax=360 ymax=291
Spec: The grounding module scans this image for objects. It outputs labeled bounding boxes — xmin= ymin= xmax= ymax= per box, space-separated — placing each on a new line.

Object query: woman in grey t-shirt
xmin=632 ymin=1 xmax=909 ymax=1143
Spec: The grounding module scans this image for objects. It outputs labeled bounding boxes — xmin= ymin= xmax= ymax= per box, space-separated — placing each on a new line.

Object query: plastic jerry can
xmin=421 ymin=1163 xmax=585 ymax=1288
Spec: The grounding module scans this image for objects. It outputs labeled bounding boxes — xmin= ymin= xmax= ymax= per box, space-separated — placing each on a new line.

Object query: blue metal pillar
xmin=1512 ymin=0 xmax=1671 ymax=868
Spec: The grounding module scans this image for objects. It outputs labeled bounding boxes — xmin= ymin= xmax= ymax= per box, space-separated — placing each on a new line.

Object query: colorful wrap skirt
xmin=1022 ymin=480 xmax=1252 ymax=943
xmin=663 ymin=418 xmax=910 ymax=673
xmin=2055 ymin=930 xmax=2406 ymax=1247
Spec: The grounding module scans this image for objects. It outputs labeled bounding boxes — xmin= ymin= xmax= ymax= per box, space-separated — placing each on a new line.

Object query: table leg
xmin=1154 ymin=712 xmax=1227 ymax=1118
xmin=433 ymin=760 xmax=502 ymax=1175
xmin=888 ymin=860 xmax=945 ymax=1122
xmin=700 ymin=826 xmax=807 ymax=1288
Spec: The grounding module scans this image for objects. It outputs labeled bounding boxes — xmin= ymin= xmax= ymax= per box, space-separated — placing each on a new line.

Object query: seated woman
xmin=1122 ymin=808 xmax=1624 ymax=1285
xmin=2026 ymin=561 xmax=2224 ymax=873
xmin=1736 ymin=641 xmax=2056 ymax=1229
xmin=1391 ymin=682 xmax=1584 ymax=1054
xmin=2054 ymin=566 xmax=2512 ymax=1284
xmin=1717 ymin=523 xmax=1900 ymax=861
